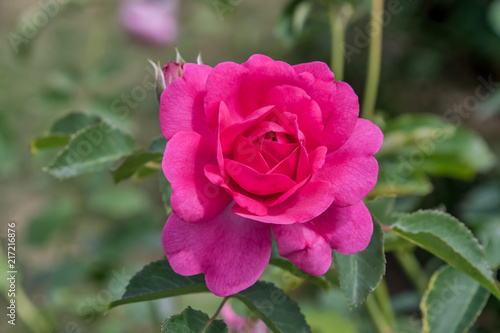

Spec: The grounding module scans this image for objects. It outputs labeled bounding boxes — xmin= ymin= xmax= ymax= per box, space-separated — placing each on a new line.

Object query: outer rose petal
xmin=293 ymin=61 xmax=335 ymax=83
xmin=233 ymin=177 xmax=335 ymax=224
xmin=272 ymin=201 xmax=373 ymax=276
xmin=163 ymin=131 xmax=232 ymax=223
xmin=204 ymin=62 xmax=249 ymax=130
xmin=272 ymin=223 xmax=332 ymax=275
xmin=163 ymin=206 xmax=272 ymax=296
xmin=160 ymin=63 xmax=213 ymax=140
xmin=239 ymin=60 xmax=297 ymax=116
xmin=293 ymin=62 xmax=358 ymax=151
xmin=321 ymin=82 xmax=359 ymax=151
xmin=310 ymin=200 xmax=374 ymax=255
xmin=317 ymin=119 xmax=383 ymax=207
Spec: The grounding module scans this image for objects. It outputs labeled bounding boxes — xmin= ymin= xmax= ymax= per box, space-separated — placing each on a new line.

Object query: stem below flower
xmin=394 ymin=249 xmax=429 ymax=294
xmin=202 ymin=296 xmax=230 ymax=333
xmin=365 ymin=294 xmax=395 ymax=333
xmin=361 ymin=0 xmax=385 ymax=120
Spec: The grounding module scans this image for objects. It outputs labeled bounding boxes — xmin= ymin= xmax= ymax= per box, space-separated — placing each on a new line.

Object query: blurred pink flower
xmin=221 ymin=303 xmax=268 ymax=333
xmin=120 ymin=0 xmax=178 ymax=46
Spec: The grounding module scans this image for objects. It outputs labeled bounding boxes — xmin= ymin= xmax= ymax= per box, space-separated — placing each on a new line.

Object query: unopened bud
xmin=148 ymin=59 xmax=166 ymax=103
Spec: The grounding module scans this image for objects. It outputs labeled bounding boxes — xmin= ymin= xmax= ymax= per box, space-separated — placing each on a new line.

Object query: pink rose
xmin=160 ymin=54 xmax=383 ymax=296
xmin=119 ymin=0 xmax=178 ymax=46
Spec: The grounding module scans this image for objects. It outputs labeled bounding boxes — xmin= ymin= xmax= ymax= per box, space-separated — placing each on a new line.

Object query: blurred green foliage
xmin=1 ymin=0 xmax=500 ymax=332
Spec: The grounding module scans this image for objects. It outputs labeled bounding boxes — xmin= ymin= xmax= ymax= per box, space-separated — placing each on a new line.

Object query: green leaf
xmin=334 ymin=220 xmax=385 ymax=307
xmin=50 ymin=111 xmax=102 ymax=135
xmin=162 ymin=307 xmax=227 ymax=333
xmin=390 ymin=210 xmax=500 ymax=300
xmin=44 ymin=123 xmax=136 ymax=179
xmin=476 ymin=219 xmax=500 ymax=269
xmin=421 ymin=266 xmax=490 ymax=333
xmin=268 ymin=258 xmax=331 ymax=291
xmin=30 ymin=135 xmax=70 ymax=153
xmin=488 ymin=0 xmax=500 ymax=36
xmin=371 ymin=165 xmax=433 ymax=197
xmin=365 ymin=196 xmax=395 ymax=224
xmin=365 ymin=196 xmax=414 ymax=252
xmin=110 ymin=151 xmax=162 ymax=183
xmin=110 ymin=261 xmax=310 ymax=333
xmin=234 ymin=281 xmax=311 ymax=333
xmin=160 ymin=172 xmax=173 ymax=215
xmin=109 ymin=260 xmax=208 ymax=309
xmin=148 ymin=136 xmax=168 ymax=153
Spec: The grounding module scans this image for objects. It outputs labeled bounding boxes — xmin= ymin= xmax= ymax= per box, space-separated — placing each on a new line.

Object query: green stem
xmin=361 ymin=0 xmax=384 ymax=120
xmin=329 ymin=3 xmax=345 ymax=81
xmin=394 ymin=249 xmax=428 ymax=294
xmin=365 ymin=294 xmax=394 ymax=333
xmin=374 ymin=279 xmax=397 ymax=330
xmin=202 ymin=297 xmax=229 ymax=332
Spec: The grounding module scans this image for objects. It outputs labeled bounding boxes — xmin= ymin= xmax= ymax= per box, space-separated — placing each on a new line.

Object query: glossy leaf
xmin=109 ymin=260 xmax=208 ymax=309
xmin=110 ymin=261 xmax=310 ymax=333
xmin=234 ymin=281 xmax=311 ymax=333
xmin=30 ymin=135 xmax=69 ymax=152
xmin=421 ymin=266 xmax=490 ymax=333
xmin=162 ymin=307 xmax=227 ymax=333
xmin=390 ymin=210 xmax=500 ymax=300
xmin=476 ymin=220 xmax=500 ymax=269
xmin=334 ymin=220 xmax=385 ymax=306
xmin=44 ymin=123 xmax=136 ymax=179
xmin=365 ymin=196 xmax=395 ymax=224
xmin=110 ymin=151 xmax=162 ymax=183
xmin=50 ymin=111 xmax=102 ymax=135
xmin=148 ymin=136 xmax=168 ymax=153
xmin=269 ymin=258 xmax=330 ymax=291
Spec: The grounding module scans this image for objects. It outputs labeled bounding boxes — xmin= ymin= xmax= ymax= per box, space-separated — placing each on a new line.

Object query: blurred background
xmin=1 ymin=0 xmax=500 ymax=332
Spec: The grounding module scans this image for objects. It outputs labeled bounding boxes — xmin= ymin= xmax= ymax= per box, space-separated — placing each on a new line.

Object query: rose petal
xmin=204 ymin=164 xmax=269 ymax=216
xmin=309 ymin=146 xmax=327 ymax=173
xmin=272 ymin=223 xmax=332 ymax=275
xmin=262 ymin=140 xmax=298 ymax=162
xmin=264 ymin=175 xmax=310 ymax=207
xmin=316 ymin=119 xmax=383 ymax=206
xmin=225 ymin=159 xmax=296 ymax=196
xmin=220 ymin=105 xmax=275 ymax=155
xmin=160 ymin=63 xmax=213 ymax=140
xmin=310 ymin=201 xmax=373 ymax=255
xmin=262 ymin=85 xmax=324 ymax=150
xmin=239 ymin=61 xmax=297 ymax=116
xmin=204 ymin=62 xmax=248 ymax=130
xmin=268 ymin=145 xmax=300 ymax=179
xmin=271 ymin=200 xmax=373 ymax=275
xmin=321 ymin=82 xmax=360 ymax=151
xmin=233 ymin=178 xmax=334 ymax=224
xmin=163 ymin=131 xmax=232 ymax=223
xmin=233 ymin=136 xmax=270 ymax=173
xmin=293 ymin=62 xmax=359 ymax=151
xmin=163 ymin=205 xmax=272 ymax=296
xmin=293 ymin=61 xmax=335 ymax=83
